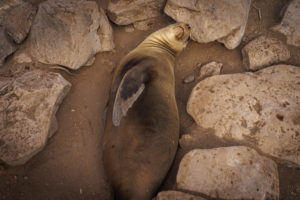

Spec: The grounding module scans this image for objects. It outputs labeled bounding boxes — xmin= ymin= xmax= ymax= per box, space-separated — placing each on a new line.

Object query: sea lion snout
xmin=186 ymin=24 xmax=191 ymax=30
xmin=174 ymin=23 xmax=191 ymax=40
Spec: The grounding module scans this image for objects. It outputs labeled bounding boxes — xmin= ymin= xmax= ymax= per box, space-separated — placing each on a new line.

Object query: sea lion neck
xmin=139 ymin=36 xmax=177 ymax=58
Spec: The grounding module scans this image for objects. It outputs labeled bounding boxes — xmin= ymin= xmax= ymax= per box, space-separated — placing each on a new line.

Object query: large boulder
xmin=0 ymin=27 xmax=17 ymax=66
xmin=177 ymin=147 xmax=279 ymax=200
xmin=0 ymin=0 xmax=36 ymax=44
xmin=272 ymin=0 xmax=300 ymax=47
xmin=164 ymin=0 xmax=251 ymax=49
xmin=29 ymin=0 xmax=113 ymax=70
xmin=242 ymin=36 xmax=290 ymax=71
xmin=187 ymin=65 xmax=300 ymax=166
xmin=107 ymin=0 xmax=165 ymax=25
xmin=0 ymin=70 xmax=71 ymax=165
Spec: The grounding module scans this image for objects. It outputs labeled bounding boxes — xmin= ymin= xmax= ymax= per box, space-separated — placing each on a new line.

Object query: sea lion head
xmin=142 ymin=22 xmax=191 ymax=55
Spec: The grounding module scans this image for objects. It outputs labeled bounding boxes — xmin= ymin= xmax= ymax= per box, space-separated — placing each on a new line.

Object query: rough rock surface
xmin=183 ymin=75 xmax=195 ymax=84
xmin=155 ymin=191 xmax=207 ymax=200
xmin=187 ymin=65 xmax=300 ymax=166
xmin=133 ymin=17 xmax=156 ymax=31
xmin=164 ymin=0 xmax=251 ymax=49
xmin=107 ymin=0 xmax=165 ymax=25
xmin=177 ymin=147 xmax=279 ymax=200
xmin=199 ymin=62 xmax=223 ymax=79
xmin=0 ymin=70 xmax=71 ymax=165
xmin=98 ymin=8 xmax=115 ymax=52
xmin=0 ymin=27 xmax=17 ymax=66
xmin=0 ymin=0 xmax=36 ymax=43
xmin=242 ymin=36 xmax=290 ymax=71
xmin=272 ymin=0 xmax=300 ymax=47
xmin=29 ymin=0 xmax=111 ymax=70
xmin=14 ymin=52 xmax=32 ymax=64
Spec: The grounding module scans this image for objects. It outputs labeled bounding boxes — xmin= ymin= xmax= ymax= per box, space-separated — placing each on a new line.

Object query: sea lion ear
xmin=112 ymin=60 xmax=153 ymax=126
xmin=174 ymin=26 xmax=184 ymax=40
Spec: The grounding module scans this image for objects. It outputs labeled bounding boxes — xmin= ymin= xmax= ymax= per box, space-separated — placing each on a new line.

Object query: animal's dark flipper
xmin=112 ymin=59 xmax=155 ymax=126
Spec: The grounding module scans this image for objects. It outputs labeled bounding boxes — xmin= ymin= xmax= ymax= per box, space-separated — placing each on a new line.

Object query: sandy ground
xmin=1 ymin=0 xmax=300 ymax=199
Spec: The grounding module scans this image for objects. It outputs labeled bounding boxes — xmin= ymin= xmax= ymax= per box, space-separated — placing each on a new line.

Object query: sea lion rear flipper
xmin=112 ymin=60 xmax=153 ymax=126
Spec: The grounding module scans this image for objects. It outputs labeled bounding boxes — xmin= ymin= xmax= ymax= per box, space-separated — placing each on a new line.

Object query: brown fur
xmin=102 ymin=23 xmax=190 ymax=200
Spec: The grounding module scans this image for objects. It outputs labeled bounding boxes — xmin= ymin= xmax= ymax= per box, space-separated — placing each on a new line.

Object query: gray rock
xmin=14 ymin=52 xmax=32 ymax=64
xmin=187 ymin=65 xmax=300 ymax=166
xmin=107 ymin=0 xmax=165 ymax=25
xmin=0 ymin=0 xmax=36 ymax=43
xmin=177 ymin=147 xmax=279 ymax=200
xmin=183 ymin=74 xmax=195 ymax=84
xmin=272 ymin=0 xmax=300 ymax=47
xmin=29 ymin=0 xmax=107 ymax=70
xmin=242 ymin=36 xmax=290 ymax=71
xmin=0 ymin=27 xmax=17 ymax=66
xmin=0 ymin=70 xmax=71 ymax=165
xmin=199 ymin=62 xmax=223 ymax=79
xmin=155 ymin=191 xmax=207 ymax=200
xmin=98 ymin=8 xmax=115 ymax=52
xmin=164 ymin=0 xmax=251 ymax=49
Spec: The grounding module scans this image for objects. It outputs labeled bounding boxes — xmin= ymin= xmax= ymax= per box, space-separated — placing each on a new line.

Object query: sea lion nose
xmin=186 ymin=24 xmax=191 ymax=30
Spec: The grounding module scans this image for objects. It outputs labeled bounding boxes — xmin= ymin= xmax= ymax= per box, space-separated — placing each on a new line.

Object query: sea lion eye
xmin=174 ymin=26 xmax=185 ymax=40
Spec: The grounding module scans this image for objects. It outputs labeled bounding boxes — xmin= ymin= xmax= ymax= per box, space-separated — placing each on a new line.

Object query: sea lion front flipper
xmin=112 ymin=61 xmax=153 ymax=126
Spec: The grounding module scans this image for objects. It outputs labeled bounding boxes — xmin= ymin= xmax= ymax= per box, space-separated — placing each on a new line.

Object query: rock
xmin=177 ymin=146 xmax=279 ymax=200
xmin=133 ymin=18 xmax=156 ymax=31
xmin=107 ymin=0 xmax=165 ymax=25
xmin=155 ymin=191 xmax=207 ymax=200
xmin=0 ymin=27 xmax=17 ymax=66
xmin=124 ymin=25 xmax=135 ymax=33
xmin=242 ymin=36 xmax=290 ymax=71
xmin=14 ymin=52 xmax=32 ymax=64
xmin=272 ymin=0 xmax=300 ymax=47
xmin=0 ymin=70 xmax=71 ymax=165
xmin=29 ymin=0 xmax=104 ymax=70
xmin=164 ymin=0 xmax=251 ymax=49
xmin=98 ymin=8 xmax=115 ymax=52
xmin=183 ymin=75 xmax=195 ymax=84
xmin=0 ymin=0 xmax=36 ymax=43
xmin=199 ymin=62 xmax=223 ymax=79
xmin=84 ymin=57 xmax=95 ymax=67
xmin=179 ymin=133 xmax=201 ymax=150
xmin=187 ymin=65 xmax=300 ymax=166
xmin=0 ymin=0 xmax=22 ymax=9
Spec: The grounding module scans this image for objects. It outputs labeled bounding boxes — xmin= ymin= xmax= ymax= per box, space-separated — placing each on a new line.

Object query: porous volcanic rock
xmin=199 ymin=61 xmax=223 ymax=79
xmin=242 ymin=36 xmax=290 ymax=71
xmin=0 ymin=70 xmax=71 ymax=165
xmin=29 ymin=0 xmax=113 ymax=70
xmin=177 ymin=147 xmax=279 ymax=200
xmin=187 ymin=65 xmax=300 ymax=166
xmin=272 ymin=0 xmax=300 ymax=47
xmin=107 ymin=0 xmax=165 ymax=25
xmin=164 ymin=0 xmax=251 ymax=49
xmin=0 ymin=0 xmax=36 ymax=43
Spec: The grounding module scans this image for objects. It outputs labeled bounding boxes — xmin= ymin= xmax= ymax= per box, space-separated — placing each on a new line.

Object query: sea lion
xmin=102 ymin=23 xmax=191 ymax=200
